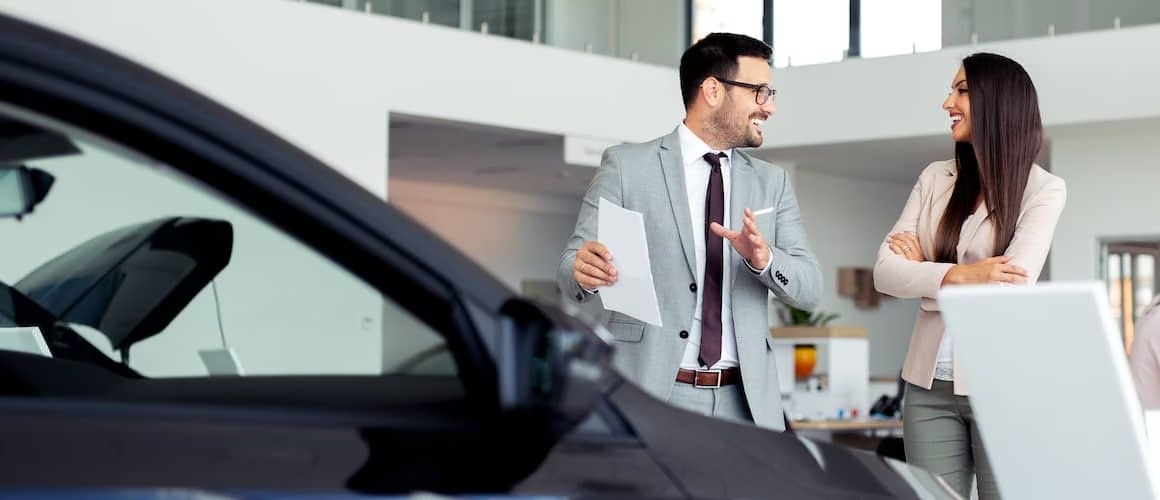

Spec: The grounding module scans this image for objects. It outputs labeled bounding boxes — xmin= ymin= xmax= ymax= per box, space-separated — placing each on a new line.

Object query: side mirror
xmin=0 ymin=165 xmax=54 ymax=219
xmin=497 ymin=298 xmax=614 ymax=430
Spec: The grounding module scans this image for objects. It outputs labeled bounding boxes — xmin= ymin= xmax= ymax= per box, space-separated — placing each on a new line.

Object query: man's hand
xmin=887 ymin=232 xmax=926 ymax=262
xmin=710 ymin=208 xmax=770 ymax=270
xmin=573 ymin=241 xmax=618 ymax=290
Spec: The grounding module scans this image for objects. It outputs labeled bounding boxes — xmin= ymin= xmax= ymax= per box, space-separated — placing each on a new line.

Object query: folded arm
xmin=873 ymin=173 xmax=954 ymax=301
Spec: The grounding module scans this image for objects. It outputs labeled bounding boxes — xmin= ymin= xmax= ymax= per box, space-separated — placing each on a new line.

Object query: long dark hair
xmin=934 ymin=52 xmax=1043 ymax=263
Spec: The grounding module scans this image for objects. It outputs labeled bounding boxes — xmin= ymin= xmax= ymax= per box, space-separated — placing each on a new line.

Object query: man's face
xmin=712 ymin=56 xmax=776 ymax=148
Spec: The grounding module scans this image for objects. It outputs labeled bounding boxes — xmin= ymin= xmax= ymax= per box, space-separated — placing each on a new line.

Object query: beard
xmin=708 ymin=100 xmax=762 ymax=149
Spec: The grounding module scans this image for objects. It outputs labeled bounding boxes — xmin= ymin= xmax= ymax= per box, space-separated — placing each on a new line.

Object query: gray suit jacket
xmin=558 ymin=128 xmax=823 ymax=430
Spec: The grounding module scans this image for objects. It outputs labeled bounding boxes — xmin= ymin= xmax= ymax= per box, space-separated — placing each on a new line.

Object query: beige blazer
xmin=874 ymin=159 xmax=1067 ymax=395
xmin=1129 ymin=295 xmax=1160 ymax=409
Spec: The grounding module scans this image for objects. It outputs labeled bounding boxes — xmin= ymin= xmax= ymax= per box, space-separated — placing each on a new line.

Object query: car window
xmin=0 ymin=112 xmax=454 ymax=379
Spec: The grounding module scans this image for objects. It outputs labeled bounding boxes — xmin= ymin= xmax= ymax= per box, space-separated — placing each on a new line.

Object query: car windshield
xmin=0 ymin=112 xmax=456 ymax=379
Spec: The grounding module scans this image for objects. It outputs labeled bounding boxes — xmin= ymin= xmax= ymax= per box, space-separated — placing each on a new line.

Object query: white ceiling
xmin=389 ymin=114 xmax=595 ymax=197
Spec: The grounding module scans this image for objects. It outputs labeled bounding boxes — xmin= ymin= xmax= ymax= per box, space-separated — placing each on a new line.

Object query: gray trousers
xmin=904 ymin=380 xmax=1000 ymax=499
xmin=667 ymin=381 xmax=753 ymax=424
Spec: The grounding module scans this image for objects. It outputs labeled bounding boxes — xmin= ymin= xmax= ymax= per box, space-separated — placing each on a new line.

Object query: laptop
xmin=938 ymin=281 xmax=1160 ymax=499
xmin=198 ymin=347 xmax=245 ymax=376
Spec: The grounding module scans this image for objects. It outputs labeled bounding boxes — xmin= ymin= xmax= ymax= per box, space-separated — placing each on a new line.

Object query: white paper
xmin=597 ymin=197 xmax=663 ymax=327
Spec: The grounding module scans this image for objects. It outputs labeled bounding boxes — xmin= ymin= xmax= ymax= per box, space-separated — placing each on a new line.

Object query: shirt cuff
xmin=746 ymin=247 xmax=773 ymax=274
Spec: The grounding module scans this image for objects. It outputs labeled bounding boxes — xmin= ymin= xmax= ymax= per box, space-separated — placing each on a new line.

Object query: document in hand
xmin=597 ymin=197 xmax=663 ymax=327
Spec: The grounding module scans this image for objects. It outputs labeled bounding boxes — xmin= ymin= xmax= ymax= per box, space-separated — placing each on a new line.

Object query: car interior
xmin=0 ymin=114 xmax=480 ymax=418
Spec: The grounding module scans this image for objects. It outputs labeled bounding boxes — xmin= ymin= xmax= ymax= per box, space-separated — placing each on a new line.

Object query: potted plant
xmin=777 ymin=303 xmax=839 ymax=328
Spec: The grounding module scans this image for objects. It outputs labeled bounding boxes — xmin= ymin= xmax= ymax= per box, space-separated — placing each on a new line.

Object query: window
xmin=858 ymin=0 xmax=941 ymax=59
xmin=772 ymin=0 xmax=848 ymax=67
xmin=1103 ymin=241 xmax=1160 ymax=352
xmin=0 ymin=112 xmax=453 ymax=379
xmin=690 ymin=0 xmax=767 ymax=45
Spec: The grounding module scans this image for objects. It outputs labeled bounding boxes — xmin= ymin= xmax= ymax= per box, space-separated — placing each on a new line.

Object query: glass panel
xmin=1108 ymin=252 xmax=1123 ymax=333
xmin=359 ymin=0 xmax=463 ymax=29
xmin=1135 ymin=254 xmax=1155 ymax=319
xmin=474 ymin=0 xmax=538 ymax=41
xmin=304 ymin=0 xmax=346 ymax=7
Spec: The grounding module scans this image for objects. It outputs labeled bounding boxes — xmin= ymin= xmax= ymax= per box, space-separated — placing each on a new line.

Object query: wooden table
xmin=791 ymin=418 xmax=904 ymax=432
xmin=790 ymin=419 xmax=903 ymax=452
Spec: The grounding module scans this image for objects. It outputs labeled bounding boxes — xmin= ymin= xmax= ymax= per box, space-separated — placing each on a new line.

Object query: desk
xmin=791 ymin=418 xmax=903 ymax=432
xmin=791 ymin=419 xmax=903 ymax=452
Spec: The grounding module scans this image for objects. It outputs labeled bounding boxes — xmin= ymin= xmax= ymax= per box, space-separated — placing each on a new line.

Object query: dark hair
xmin=934 ymin=52 xmax=1043 ymax=262
xmin=679 ymin=33 xmax=772 ymax=109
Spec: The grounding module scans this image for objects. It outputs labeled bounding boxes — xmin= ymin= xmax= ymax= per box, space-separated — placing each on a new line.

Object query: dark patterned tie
xmin=699 ymin=152 xmax=726 ymax=368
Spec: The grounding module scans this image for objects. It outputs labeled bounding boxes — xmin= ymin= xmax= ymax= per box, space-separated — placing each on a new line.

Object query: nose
xmin=942 ymin=93 xmax=955 ymax=111
xmin=762 ymin=98 xmax=776 ymax=115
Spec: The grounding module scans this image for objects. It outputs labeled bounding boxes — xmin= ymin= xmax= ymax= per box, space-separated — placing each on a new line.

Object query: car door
xmin=0 ymin=11 xmax=609 ymax=496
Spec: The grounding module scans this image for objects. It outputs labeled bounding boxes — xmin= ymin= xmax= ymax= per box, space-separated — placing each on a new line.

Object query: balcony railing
xmin=296 ymin=0 xmax=1160 ymax=69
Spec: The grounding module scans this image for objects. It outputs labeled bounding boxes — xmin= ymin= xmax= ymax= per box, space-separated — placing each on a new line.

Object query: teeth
xmin=752 ymin=119 xmax=764 ymax=126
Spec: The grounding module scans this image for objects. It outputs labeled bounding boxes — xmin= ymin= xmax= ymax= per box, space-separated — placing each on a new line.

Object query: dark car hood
xmin=517 ymin=380 xmax=957 ymax=499
xmin=14 ymin=216 xmax=233 ymax=351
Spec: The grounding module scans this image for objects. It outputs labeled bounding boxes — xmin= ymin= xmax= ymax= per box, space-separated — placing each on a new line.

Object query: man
xmin=557 ymin=32 xmax=822 ymax=430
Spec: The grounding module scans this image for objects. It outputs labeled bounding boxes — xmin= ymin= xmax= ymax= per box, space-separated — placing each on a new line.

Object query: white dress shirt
xmin=935 ymin=213 xmax=974 ymax=381
xmin=676 ymin=124 xmax=770 ymax=370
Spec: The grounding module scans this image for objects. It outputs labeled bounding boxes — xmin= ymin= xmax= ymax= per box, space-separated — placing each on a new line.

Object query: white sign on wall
xmin=563 ymin=135 xmax=622 ymax=168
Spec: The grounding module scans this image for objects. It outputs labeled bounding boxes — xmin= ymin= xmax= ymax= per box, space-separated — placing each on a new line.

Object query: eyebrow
xmin=952 ymin=79 xmax=967 ymax=88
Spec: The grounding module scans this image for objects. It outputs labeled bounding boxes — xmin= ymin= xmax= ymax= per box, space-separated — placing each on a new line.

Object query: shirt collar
xmin=678 ymin=122 xmax=732 ymax=168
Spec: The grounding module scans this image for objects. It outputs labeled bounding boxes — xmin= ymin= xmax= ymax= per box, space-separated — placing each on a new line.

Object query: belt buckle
xmin=693 ymin=369 xmax=722 ymax=389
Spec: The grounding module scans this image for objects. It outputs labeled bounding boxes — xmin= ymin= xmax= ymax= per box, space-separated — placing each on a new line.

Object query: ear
xmin=701 ymin=77 xmax=724 ymax=108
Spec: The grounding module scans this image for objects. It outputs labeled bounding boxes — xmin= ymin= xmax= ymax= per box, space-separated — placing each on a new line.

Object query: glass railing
xmin=297 ymin=0 xmax=1160 ymax=69
xmin=302 ymin=0 xmax=544 ymax=42
xmin=942 ymin=0 xmax=1160 ymax=47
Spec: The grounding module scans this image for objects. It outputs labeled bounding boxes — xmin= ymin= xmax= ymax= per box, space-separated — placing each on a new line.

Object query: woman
xmin=1129 ymin=295 xmax=1160 ymax=409
xmin=873 ymin=52 xmax=1067 ymax=499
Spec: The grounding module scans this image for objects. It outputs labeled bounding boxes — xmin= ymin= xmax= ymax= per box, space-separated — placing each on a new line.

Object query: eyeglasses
xmin=715 ymin=77 xmax=776 ymax=105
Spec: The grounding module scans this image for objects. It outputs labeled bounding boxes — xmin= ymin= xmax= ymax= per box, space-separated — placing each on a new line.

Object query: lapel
xmin=935 ymin=161 xmax=992 ymax=260
xmin=957 ymin=203 xmax=991 ymax=260
xmin=659 ymin=130 xmax=696 ymax=279
xmin=729 ymin=152 xmax=756 ymax=277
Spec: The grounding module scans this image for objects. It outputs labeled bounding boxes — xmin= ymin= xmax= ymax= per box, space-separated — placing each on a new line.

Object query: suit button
xmin=689 ymin=283 xmax=697 ymax=293
xmin=679 ymin=330 xmax=689 ymax=339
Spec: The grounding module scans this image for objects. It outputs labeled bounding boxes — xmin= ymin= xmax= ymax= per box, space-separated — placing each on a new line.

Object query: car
xmin=0 ymin=11 xmax=957 ymax=500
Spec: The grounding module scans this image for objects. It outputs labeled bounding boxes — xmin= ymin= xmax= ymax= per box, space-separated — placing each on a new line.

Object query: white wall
xmin=0 ymin=142 xmax=384 ymax=377
xmin=766 ymin=22 xmax=1160 ymax=149
xmin=388 ymin=179 xmax=581 ymax=292
xmin=1048 ymin=121 xmax=1160 ymax=282
xmin=793 ymin=169 xmax=920 ymax=377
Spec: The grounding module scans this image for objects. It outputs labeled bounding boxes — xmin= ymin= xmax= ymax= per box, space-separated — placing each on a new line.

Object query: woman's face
xmin=942 ymin=65 xmax=971 ymax=143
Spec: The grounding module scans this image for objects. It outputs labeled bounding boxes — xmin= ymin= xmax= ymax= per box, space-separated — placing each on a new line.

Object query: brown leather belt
xmin=675 ymin=368 xmax=741 ymax=388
